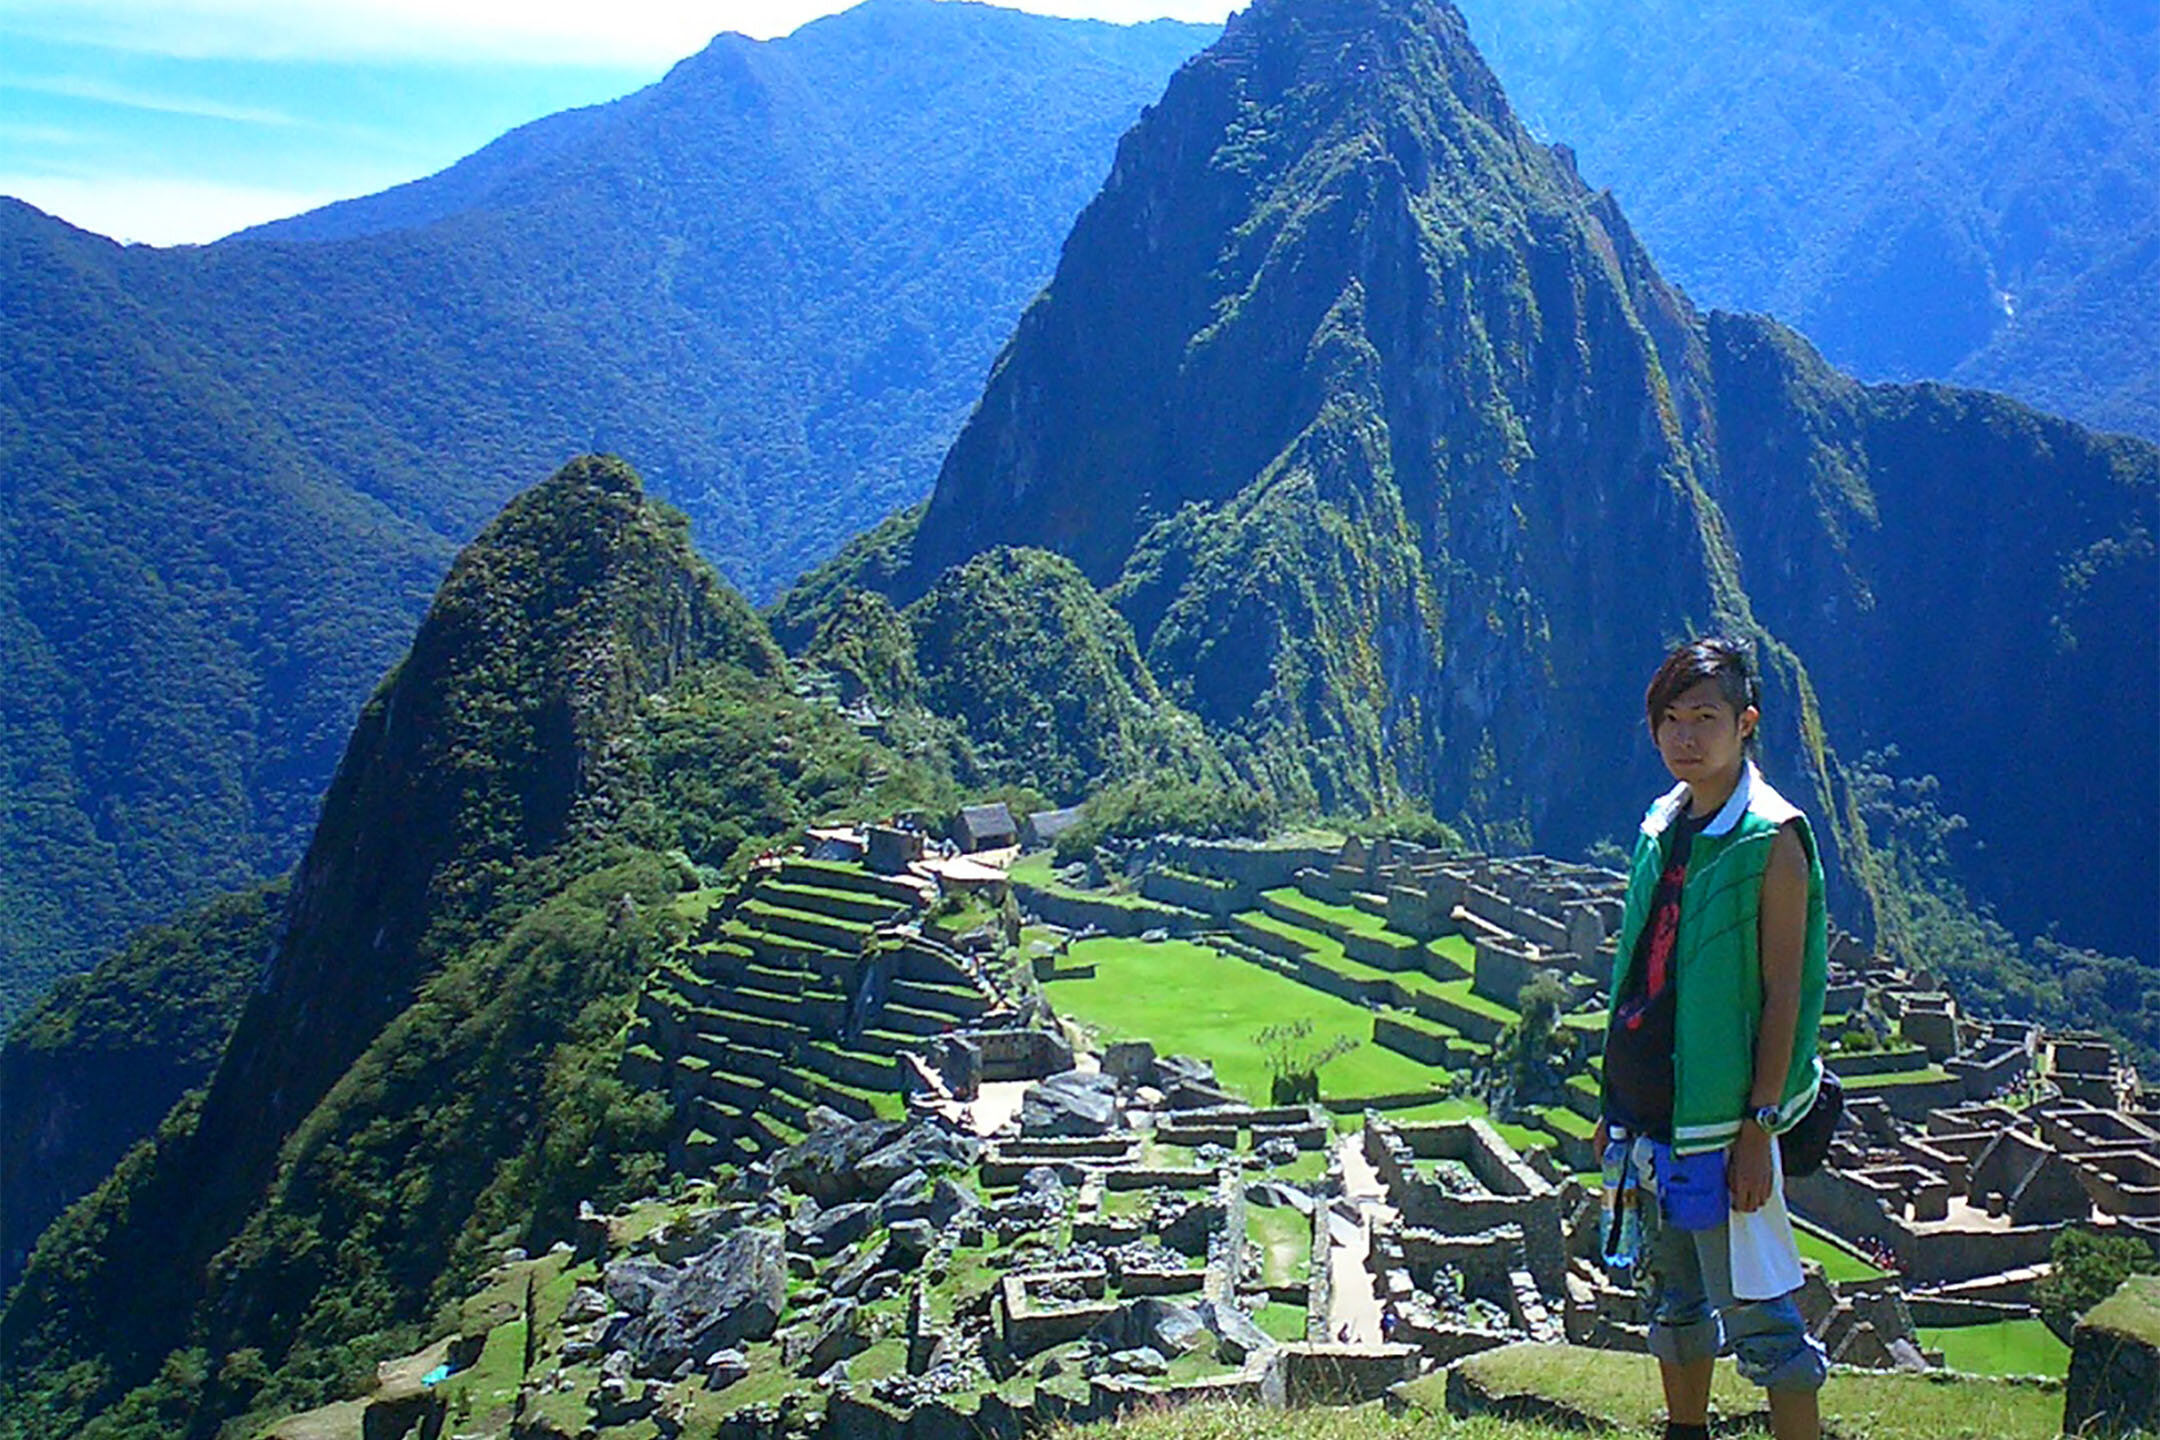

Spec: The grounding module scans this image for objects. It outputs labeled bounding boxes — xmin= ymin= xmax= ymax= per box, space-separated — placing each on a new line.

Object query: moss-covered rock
xmin=2064 ymin=1273 xmax=2160 ymax=1438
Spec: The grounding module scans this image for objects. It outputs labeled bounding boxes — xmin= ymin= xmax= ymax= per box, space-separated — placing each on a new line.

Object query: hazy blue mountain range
xmin=0 ymin=0 xmax=1212 ymax=1026
xmin=9 ymin=0 xmax=2153 ymax=1037
xmin=1448 ymin=0 xmax=2159 ymax=441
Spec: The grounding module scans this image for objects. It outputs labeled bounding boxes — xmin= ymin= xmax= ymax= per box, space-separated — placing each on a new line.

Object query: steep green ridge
xmin=904 ymin=547 xmax=1229 ymax=802
xmin=0 ymin=880 xmax=285 ymax=1291
xmin=1449 ymin=0 xmax=2159 ymax=441
xmin=0 ymin=0 xmax=1212 ymax=1026
xmin=789 ymin=0 xmax=2158 ymax=960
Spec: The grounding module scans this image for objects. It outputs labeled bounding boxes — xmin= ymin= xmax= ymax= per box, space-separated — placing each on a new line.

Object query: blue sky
xmin=0 ymin=0 xmax=1232 ymax=246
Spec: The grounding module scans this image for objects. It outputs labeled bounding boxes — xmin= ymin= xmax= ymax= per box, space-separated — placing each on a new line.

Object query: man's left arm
xmin=1733 ymin=821 xmax=1808 ymax=1212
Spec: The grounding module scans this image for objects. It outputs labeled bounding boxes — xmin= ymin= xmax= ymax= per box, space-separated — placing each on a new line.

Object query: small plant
xmin=1255 ymin=1019 xmax=1357 ymax=1105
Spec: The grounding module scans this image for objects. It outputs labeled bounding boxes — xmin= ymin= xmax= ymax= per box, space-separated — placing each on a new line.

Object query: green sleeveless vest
xmin=1607 ymin=762 xmax=1828 ymax=1156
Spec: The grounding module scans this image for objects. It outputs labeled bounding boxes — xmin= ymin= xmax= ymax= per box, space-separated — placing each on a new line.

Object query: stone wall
xmin=1258 ymin=1344 xmax=1419 ymax=1406
xmin=1012 ymin=886 xmax=1202 ymax=938
xmin=1364 ymin=1118 xmax=1565 ymax=1288
xmin=966 ymin=1027 xmax=1073 ymax=1082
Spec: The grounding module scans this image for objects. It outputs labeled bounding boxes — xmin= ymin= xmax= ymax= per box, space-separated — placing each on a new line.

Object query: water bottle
xmin=1600 ymin=1126 xmax=1642 ymax=1270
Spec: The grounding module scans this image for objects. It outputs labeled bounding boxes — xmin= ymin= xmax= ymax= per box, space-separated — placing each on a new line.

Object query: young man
xmin=1600 ymin=637 xmax=1830 ymax=1440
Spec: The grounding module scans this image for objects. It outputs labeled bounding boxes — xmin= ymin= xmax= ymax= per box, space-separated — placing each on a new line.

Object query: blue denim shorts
xmin=1639 ymin=1204 xmax=1827 ymax=1391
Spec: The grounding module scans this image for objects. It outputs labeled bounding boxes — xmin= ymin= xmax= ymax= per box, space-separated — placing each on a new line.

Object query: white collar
xmin=1642 ymin=760 xmax=1761 ymax=839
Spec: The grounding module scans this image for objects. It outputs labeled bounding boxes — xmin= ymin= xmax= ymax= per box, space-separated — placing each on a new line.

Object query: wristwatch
xmin=1747 ymin=1103 xmax=1780 ymax=1131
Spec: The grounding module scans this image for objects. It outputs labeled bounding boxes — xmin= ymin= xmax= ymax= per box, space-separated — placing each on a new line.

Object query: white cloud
xmin=1 ymin=172 xmax=348 ymax=244
xmin=3 ymin=73 xmax=305 ymax=125
xmin=0 ymin=0 xmax=1235 ymax=68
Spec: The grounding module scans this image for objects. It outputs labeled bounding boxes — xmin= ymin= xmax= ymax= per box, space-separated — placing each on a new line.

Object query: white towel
xmin=1728 ymin=1141 xmax=1805 ymax=1300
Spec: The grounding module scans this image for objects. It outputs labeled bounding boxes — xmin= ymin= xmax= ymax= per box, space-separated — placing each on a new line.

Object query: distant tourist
xmin=1598 ymin=637 xmax=1829 ymax=1440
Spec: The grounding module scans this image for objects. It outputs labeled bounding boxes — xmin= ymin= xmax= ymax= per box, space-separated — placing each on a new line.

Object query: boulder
xmin=705 ymin=1348 xmax=751 ymax=1390
xmin=857 ymin=1122 xmax=982 ymax=1191
xmin=801 ymin=1299 xmax=873 ymax=1374
xmin=1020 ymin=1071 xmax=1119 ymax=1137
xmin=562 ymin=1284 xmax=610 ymax=1326
xmin=1020 ymin=1166 xmax=1070 ymax=1197
xmin=1089 ymin=1297 xmax=1208 ymax=1356
xmin=888 ymin=1220 xmax=937 ymax=1267
xmin=1196 ymin=1299 xmax=1280 ymax=1364
xmin=879 ymin=1174 xmax=979 ymax=1231
xmin=621 ymin=1227 xmax=787 ymax=1376
xmin=790 ymin=1200 xmax=876 ymax=1259
xmin=642 ymin=1206 xmax=744 ymax=1264
xmin=602 ymin=1256 xmax=675 ymax=1317
xmin=1103 ymin=1041 xmax=1157 ymax=1085
xmin=1085 ymin=1346 xmax=1168 ymax=1377
xmin=1154 ymin=1054 xmax=1219 ymax=1088
xmin=771 ymin=1111 xmax=904 ymax=1203
xmin=831 ymin=1237 xmax=894 ymax=1299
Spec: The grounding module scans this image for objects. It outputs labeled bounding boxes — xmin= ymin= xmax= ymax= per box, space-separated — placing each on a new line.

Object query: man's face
xmin=1655 ymin=676 xmax=1757 ymax=787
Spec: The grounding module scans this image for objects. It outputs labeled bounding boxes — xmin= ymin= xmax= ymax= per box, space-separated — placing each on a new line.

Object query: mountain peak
xmin=192 ymin=454 xmax=772 ymax=1176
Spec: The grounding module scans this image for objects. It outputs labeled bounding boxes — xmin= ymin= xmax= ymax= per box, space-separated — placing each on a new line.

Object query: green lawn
xmin=1043 ymin=936 xmax=1449 ymax=1105
xmin=1844 ymin=1065 xmax=1955 ymax=1089
xmin=1261 ymin=886 xmax=1418 ymax=950
xmin=1916 ymin=1319 xmax=2070 ymax=1378
xmin=1251 ymin=1300 xmax=1310 ymax=1343
xmin=1794 ymin=1221 xmax=1888 ymax=1282
xmin=1405 ymin=1341 xmax=2066 ymax=1440
xmin=1247 ymin=1204 xmax=1312 ymax=1288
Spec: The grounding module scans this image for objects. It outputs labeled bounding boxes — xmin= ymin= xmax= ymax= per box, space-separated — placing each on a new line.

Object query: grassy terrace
xmin=1916 ymin=1318 xmax=2069 ymax=1378
xmin=1234 ymin=911 xmax=1496 ymax=1020
xmin=1843 ymin=1064 xmax=1956 ymax=1089
xmin=1404 ymin=1341 xmax=2065 ymax=1439
xmin=1043 ymin=936 xmax=1449 ymax=1106
xmin=1261 ymin=885 xmax=1420 ymax=951
xmin=1794 ymin=1219 xmax=1888 ymax=1282
xmin=1009 ymin=850 xmax=1162 ymax=909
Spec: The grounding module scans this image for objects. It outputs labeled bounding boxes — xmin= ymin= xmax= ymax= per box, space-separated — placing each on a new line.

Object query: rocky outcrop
xmin=621 ymin=1227 xmax=789 ymax=1377
xmin=2064 ymin=1274 xmax=2160 ymax=1438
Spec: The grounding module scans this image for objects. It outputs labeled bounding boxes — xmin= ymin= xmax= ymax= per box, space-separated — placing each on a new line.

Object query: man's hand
xmin=1730 ymin=1124 xmax=1774 ymax=1212
xmin=1593 ymin=1121 xmax=1607 ymax=1166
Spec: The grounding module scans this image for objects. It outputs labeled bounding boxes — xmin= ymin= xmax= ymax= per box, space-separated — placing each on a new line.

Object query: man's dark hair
xmin=1644 ymin=636 xmax=1761 ymax=751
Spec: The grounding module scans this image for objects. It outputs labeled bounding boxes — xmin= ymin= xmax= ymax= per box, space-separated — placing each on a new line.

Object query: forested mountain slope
xmin=1448 ymin=0 xmax=2159 ymax=440
xmin=784 ymin=0 xmax=2159 ymax=963
xmin=0 ymin=0 xmax=1212 ymax=1024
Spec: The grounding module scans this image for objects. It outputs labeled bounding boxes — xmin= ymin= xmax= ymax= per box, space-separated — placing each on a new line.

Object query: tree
xmin=2035 ymin=1229 xmax=2160 ymax=1340
xmin=1495 ymin=972 xmax=1574 ymax=1101
xmin=1254 ymin=1020 xmax=1358 ymax=1106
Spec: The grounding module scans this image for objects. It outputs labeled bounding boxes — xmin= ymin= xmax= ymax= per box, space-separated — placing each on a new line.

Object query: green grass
xmin=1916 ymin=1319 xmax=2070 ymax=1378
xmin=1247 ymin=1205 xmax=1312 ymax=1288
xmin=1794 ymin=1221 xmax=1888 ymax=1282
xmin=1050 ymin=1402 xmax=1584 ymax=1440
xmin=1843 ymin=1065 xmax=1955 ymax=1089
xmin=1252 ymin=1300 xmax=1309 ymax=1343
xmin=1405 ymin=1341 xmax=2065 ymax=1439
xmin=1043 ymin=937 xmax=1449 ymax=1105
xmin=2083 ymin=1272 xmax=2160 ymax=1347
xmin=1009 ymin=851 xmax=1159 ymax=910
xmin=1260 ymin=886 xmax=1414 ymax=947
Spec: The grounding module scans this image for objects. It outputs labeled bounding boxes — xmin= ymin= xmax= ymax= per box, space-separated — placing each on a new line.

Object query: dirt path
xmin=1325 ymin=1131 xmax=1396 ymax=1343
